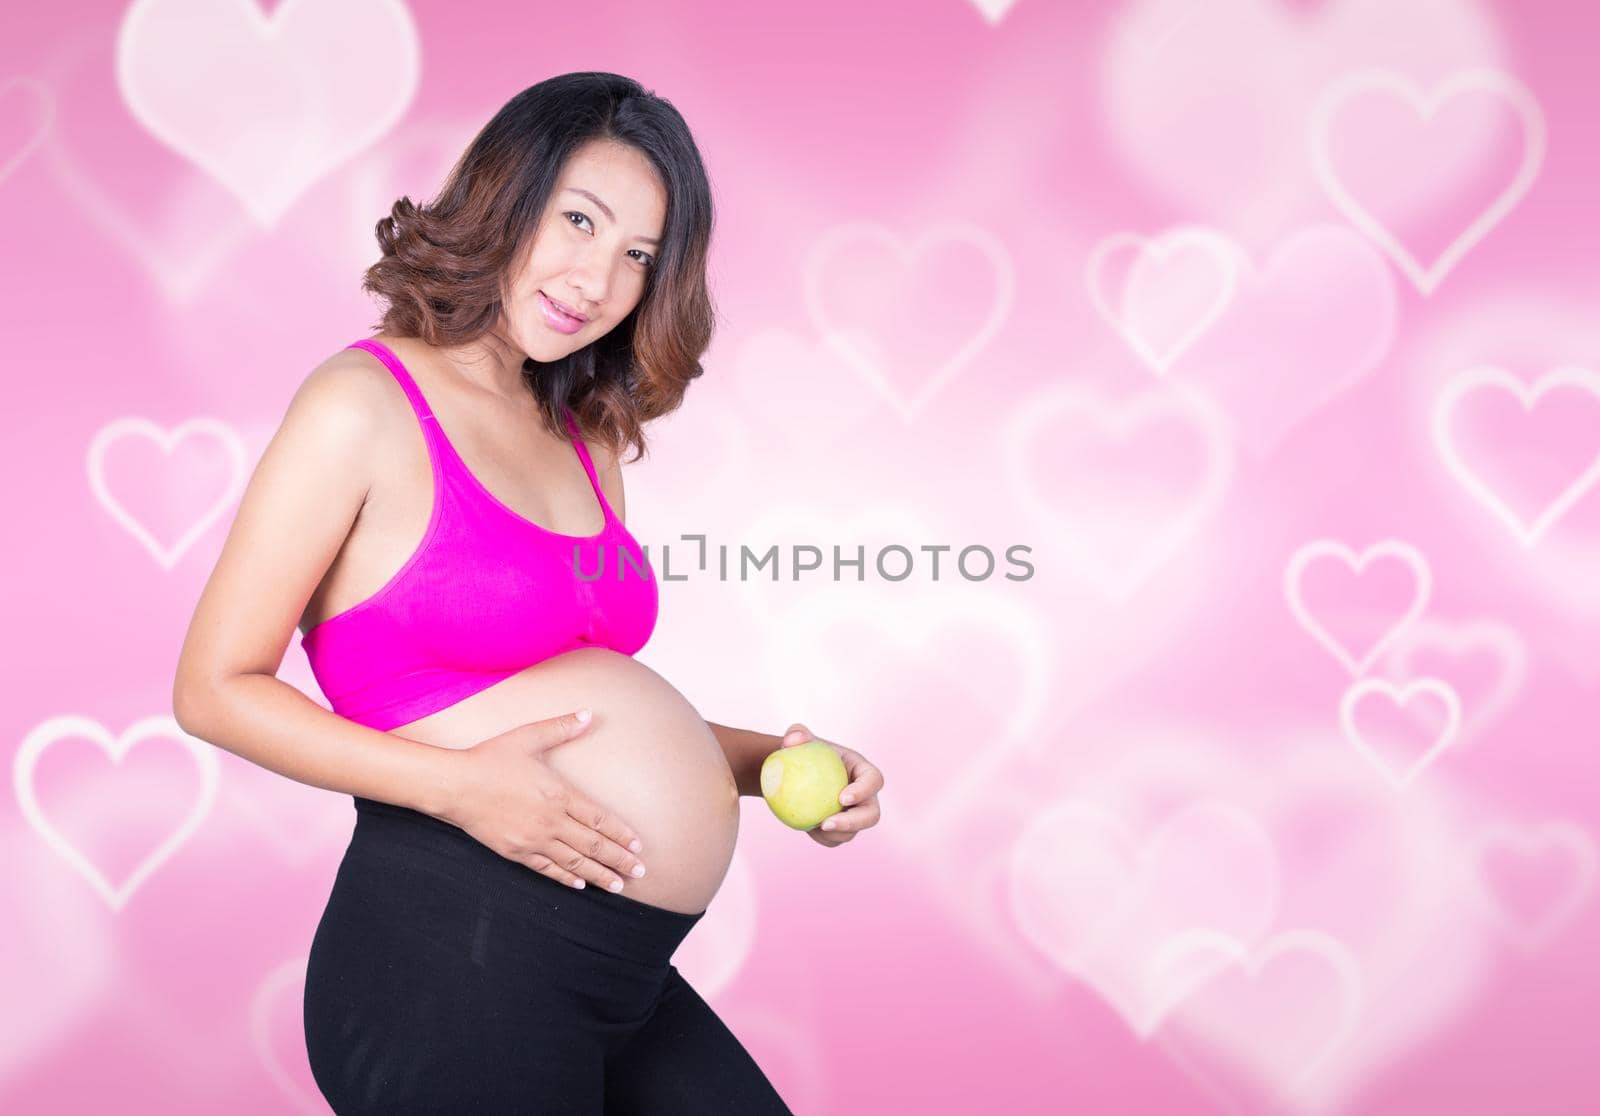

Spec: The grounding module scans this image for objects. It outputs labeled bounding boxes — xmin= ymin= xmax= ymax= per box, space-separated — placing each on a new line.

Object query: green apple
xmin=760 ymin=739 xmax=849 ymax=830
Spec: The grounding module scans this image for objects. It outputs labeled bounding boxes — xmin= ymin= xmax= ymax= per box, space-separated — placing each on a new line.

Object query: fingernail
xmin=822 ymin=820 xmax=836 ymax=831
xmin=632 ymin=864 xmax=647 ymax=877
xmin=576 ymin=709 xmax=592 ymax=724
xmin=629 ymin=839 xmax=642 ymax=853
xmin=609 ymin=880 xmax=624 ymax=892
xmin=840 ymin=793 xmax=855 ymax=805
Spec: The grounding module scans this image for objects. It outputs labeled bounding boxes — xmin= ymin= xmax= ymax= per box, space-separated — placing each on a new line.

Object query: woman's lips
xmin=539 ymin=291 xmax=585 ymax=333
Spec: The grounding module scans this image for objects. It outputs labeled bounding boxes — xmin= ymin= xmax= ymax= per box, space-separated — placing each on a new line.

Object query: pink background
xmin=4 ymin=0 xmax=1599 ymax=1112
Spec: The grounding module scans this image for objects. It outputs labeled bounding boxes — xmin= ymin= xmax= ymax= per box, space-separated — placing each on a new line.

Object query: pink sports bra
xmin=300 ymin=338 xmax=658 ymax=731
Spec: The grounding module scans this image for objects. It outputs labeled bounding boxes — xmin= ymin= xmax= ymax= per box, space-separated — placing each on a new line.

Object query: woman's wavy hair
xmin=362 ymin=72 xmax=715 ymax=464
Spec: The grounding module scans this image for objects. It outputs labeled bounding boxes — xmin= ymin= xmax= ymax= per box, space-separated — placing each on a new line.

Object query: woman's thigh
xmin=303 ymin=868 xmax=611 ymax=1112
xmin=303 ymin=808 xmax=685 ymax=1115
xmin=603 ymin=966 xmax=794 ymax=1115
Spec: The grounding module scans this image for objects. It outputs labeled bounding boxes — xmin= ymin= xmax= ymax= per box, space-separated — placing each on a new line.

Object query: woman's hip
xmin=337 ymin=796 xmax=703 ymax=962
xmin=302 ymin=797 xmax=710 ymax=1111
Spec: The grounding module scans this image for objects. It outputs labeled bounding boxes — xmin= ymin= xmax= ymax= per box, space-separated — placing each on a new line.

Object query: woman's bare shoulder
xmin=294 ymin=344 xmax=405 ymax=420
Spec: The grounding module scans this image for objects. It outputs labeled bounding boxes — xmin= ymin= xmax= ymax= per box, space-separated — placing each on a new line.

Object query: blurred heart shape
xmin=1431 ymin=365 xmax=1600 ymax=548
xmin=1338 ymin=677 xmax=1462 ymax=789
xmin=86 ymin=416 xmax=250 ymax=570
xmin=14 ymin=714 xmax=220 ymax=910
xmin=116 ymin=0 xmax=420 ymax=226
xmin=1283 ymin=537 xmax=1432 ymax=677
xmin=1308 ymin=67 xmax=1545 ymax=295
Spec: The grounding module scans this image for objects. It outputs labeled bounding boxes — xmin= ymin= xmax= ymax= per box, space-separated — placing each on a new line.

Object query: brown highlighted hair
xmin=362 ymin=72 xmax=716 ymax=464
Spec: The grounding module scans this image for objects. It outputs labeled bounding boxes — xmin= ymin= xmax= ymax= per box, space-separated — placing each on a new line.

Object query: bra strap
xmin=348 ymin=339 xmax=435 ymax=421
xmin=562 ymin=406 xmax=613 ymax=521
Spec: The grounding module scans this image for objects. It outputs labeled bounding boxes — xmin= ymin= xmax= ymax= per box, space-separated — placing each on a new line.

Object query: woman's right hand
xmin=440 ymin=709 xmax=649 ymax=894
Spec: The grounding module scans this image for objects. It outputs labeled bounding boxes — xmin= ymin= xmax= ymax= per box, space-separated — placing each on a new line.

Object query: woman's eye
xmin=566 ymin=211 xmax=653 ymax=268
xmin=631 ymin=250 xmax=656 ymax=269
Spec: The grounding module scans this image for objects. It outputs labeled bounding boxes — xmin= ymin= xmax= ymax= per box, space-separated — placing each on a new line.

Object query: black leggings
xmin=303 ymin=796 xmax=793 ymax=1114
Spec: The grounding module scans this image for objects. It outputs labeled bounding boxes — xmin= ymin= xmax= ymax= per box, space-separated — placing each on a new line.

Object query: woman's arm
xmin=173 ymin=353 xmax=458 ymax=820
xmin=175 ymin=672 xmax=463 ymax=818
xmin=705 ymin=722 xmax=782 ymax=797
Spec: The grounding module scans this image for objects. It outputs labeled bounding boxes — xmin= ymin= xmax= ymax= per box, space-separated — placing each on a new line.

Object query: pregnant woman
xmin=172 ymin=72 xmax=883 ymax=1113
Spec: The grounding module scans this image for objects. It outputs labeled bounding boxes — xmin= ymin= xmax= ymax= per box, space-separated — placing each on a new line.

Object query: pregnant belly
xmin=387 ymin=647 xmax=740 ymax=915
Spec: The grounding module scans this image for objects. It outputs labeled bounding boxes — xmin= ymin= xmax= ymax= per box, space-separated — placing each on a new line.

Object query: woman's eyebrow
xmin=564 ymin=187 xmax=662 ymax=246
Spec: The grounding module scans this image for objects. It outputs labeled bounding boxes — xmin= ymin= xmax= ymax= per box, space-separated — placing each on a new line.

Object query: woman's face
xmin=500 ymin=139 xmax=667 ymax=362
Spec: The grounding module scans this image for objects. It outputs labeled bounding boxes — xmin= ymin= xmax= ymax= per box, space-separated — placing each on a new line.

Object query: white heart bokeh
xmin=1431 ymin=365 xmax=1600 ymax=549
xmin=14 ymin=713 xmax=220 ymax=910
xmin=1100 ymin=0 xmax=1507 ymax=246
xmin=1085 ymin=225 xmax=1242 ymax=375
xmin=801 ymin=220 xmax=1015 ymax=423
xmin=1378 ymin=615 xmax=1529 ymax=752
xmin=87 ymin=416 xmax=250 ymax=570
xmin=116 ymin=0 xmax=420 ymax=227
xmin=1338 ymin=677 xmax=1462 ymax=790
xmin=1283 ymin=538 xmax=1432 ymax=677
xmin=1467 ymin=819 xmax=1598 ymax=955
xmin=1003 ymin=381 xmax=1235 ymax=601
xmin=1006 ymin=797 xmax=1280 ymax=1037
xmin=1013 ymin=725 xmax=1495 ymax=1112
xmin=765 ymin=581 xmax=1054 ymax=851
xmin=1161 ymin=224 xmax=1398 ymax=460
xmin=1308 ymin=67 xmax=1545 ymax=296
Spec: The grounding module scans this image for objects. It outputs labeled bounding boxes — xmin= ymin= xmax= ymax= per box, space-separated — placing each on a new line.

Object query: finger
xmin=566 ymin=796 xmax=645 ymax=857
xmin=544 ymin=836 xmax=636 ymax=894
xmin=520 ymin=847 xmax=590 ymax=890
xmin=838 ymin=765 xmax=883 ymax=806
xmin=524 ymin=708 xmax=594 ymax=751
xmin=559 ymin=817 xmax=648 ymax=891
xmin=820 ymin=799 xmax=881 ymax=832
xmin=781 ymin=724 xmax=811 ymax=746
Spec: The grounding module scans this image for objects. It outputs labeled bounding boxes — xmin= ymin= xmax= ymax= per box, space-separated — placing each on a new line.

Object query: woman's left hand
xmin=779 ymin=723 xmax=883 ymax=847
